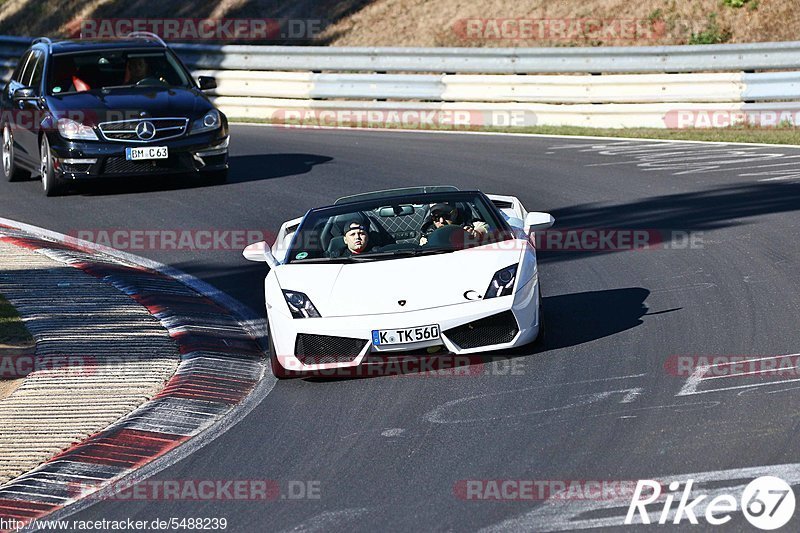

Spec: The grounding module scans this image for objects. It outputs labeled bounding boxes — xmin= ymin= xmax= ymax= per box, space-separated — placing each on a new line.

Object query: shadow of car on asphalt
xmin=71 ymin=153 xmax=333 ymax=196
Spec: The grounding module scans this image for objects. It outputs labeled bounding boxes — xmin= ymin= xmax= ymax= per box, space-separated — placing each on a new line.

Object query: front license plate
xmin=372 ymin=324 xmax=440 ymax=346
xmin=126 ymin=146 xmax=168 ymax=161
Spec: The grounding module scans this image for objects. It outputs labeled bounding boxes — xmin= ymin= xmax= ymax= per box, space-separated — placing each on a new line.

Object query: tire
xmin=40 ymin=136 xmax=64 ymax=197
xmin=2 ymin=124 xmax=30 ymax=182
xmin=268 ymin=323 xmax=302 ymax=380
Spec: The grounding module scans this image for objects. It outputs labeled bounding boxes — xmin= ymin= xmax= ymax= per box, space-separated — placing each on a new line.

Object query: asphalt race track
xmin=3 ymin=125 xmax=800 ymax=531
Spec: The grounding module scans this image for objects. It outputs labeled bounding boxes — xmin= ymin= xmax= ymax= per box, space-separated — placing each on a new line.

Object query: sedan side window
xmin=12 ymin=50 xmax=33 ymax=84
xmin=28 ymin=51 xmax=44 ymax=95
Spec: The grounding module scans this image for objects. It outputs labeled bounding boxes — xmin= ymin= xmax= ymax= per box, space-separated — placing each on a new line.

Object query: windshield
xmin=47 ymin=50 xmax=191 ymax=95
xmin=286 ymin=192 xmax=514 ymax=264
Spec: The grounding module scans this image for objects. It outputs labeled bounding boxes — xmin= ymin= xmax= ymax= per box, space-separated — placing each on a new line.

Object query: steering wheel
xmin=135 ymin=77 xmax=168 ymax=86
xmin=425 ymin=224 xmax=470 ymax=249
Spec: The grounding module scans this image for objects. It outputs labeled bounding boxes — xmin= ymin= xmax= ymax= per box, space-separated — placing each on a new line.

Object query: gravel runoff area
xmin=0 ymin=239 xmax=180 ymax=485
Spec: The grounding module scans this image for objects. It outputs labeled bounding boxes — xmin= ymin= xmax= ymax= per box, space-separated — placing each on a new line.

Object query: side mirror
xmin=197 ymin=76 xmax=217 ymax=90
xmin=13 ymin=87 xmax=35 ymax=100
xmin=524 ymin=212 xmax=555 ymax=233
xmin=243 ymin=241 xmax=278 ymax=268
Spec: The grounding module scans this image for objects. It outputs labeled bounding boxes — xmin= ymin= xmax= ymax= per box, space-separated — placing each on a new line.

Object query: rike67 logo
xmin=626 ymin=476 xmax=795 ymax=530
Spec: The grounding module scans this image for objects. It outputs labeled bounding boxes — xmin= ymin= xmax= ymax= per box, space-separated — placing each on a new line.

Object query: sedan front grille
xmin=444 ymin=311 xmax=519 ymax=349
xmin=295 ymin=334 xmax=368 ymax=365
xmin=102 ymin=154 xmax=194 ymax=175
xmin=98 ymin=118 xmax=188 ymax=143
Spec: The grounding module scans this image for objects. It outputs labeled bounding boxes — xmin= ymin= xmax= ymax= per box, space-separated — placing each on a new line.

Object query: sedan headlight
xmin=282 ymin=290 xmax=320 ymax=318
xmin=191 ymin=109 xmax=221 ymax=134
xmin=57 ymin=118 xmax=98 ymax=141
xmin=484 ymin=264 xmax=518 ymax=299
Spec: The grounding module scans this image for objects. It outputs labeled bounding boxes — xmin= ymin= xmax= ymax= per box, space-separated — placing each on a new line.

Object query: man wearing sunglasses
xmin=420 ymin=203 xmax=488 ymax=245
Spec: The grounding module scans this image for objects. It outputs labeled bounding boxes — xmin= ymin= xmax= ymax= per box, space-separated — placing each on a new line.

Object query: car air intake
xmin=444 ymin=311 xmax=519 ymax=349
xmin=295 ymin=334 xmax=368 ymax=365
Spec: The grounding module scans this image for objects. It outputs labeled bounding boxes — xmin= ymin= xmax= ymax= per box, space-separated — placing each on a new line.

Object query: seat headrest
xmin=331 ymin=213 xmax=369 ymax=237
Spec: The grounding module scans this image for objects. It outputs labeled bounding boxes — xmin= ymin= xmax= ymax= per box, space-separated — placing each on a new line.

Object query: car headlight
xmin=282 ymin=290 xmax=320 ymax=318
xmin=484 ymin=264 xmax=518 ymax=299
xmin=191 ymin=110 xmax=221 ymax=134
xmin=57 ymin=118 xmax=98 ymax=141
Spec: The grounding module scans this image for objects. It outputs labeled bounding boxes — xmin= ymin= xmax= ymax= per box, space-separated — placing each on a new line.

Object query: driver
xmin=420 ymin=203 xmax=488 ymax=245
xmin=124 ymin=57 xmax=150 ymax=84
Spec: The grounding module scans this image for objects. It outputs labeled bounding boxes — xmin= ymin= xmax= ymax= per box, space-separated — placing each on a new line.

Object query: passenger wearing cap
xmin=330 ymin=220 xmax=372 ymax=257
xmin=420 ymin=203 xmax=489 ymax=245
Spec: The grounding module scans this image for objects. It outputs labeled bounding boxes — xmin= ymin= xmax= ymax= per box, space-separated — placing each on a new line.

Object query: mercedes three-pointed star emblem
xmin=135 ymin=121 xmax=156 ymax=140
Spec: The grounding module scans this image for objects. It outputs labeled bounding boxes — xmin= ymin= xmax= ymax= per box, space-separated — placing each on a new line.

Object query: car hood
xmin=46 ymin=87 xmax=211 ymax=126
xmin=274 ymin=245 xmax=523 ymax=317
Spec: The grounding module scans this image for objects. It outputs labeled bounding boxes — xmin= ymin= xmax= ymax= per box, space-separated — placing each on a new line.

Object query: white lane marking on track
xmin=422 ymin=372 xmax=647 ymax=424
xmin=749 ymin=168 xmax=800 ymax=181
xmin=677 ymin=353 xmax=800 ymax=396
xmin=678 ymin=377 xmax=800 ymax=396
xmin=676 ymin=365 xmax=710 ymax=396
xmin=480 ymin=462 xmax=800 ymax=532
xmin=549 ymin=140 xmax=800 ymax=181
xmin=423 ymin=387 xmax=645 ymax=424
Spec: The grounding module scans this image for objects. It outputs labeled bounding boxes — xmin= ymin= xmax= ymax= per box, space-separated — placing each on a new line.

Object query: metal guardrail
xmin=170 ymin=41 xmax=800 ymax=74
xmin=193 ymin=70 xmax=800 ymax=104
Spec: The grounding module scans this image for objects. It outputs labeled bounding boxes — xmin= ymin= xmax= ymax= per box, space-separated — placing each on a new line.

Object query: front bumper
xmin=46 ymin=130 xmax=229 ymax=180
xmin=268 ymin=277 xmax=541 ymax=372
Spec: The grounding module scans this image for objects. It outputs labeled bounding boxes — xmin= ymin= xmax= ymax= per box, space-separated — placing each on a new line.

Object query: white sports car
xmin=243 ymin=186 xmax=555 ymax=378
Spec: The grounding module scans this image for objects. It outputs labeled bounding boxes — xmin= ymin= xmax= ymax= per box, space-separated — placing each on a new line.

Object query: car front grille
xmin=294 ymin=334 xmax=368 ymax=365
xmin=102 ymin=154 xmax=194 ymax=175
xmin=98 ymin=118 xmax=188 ymax=143
xmin=444 ymin=311 xmax=519 ymax=349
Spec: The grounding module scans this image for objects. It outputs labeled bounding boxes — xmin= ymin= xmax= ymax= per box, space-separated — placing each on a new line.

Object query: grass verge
xmin=1 ymin=294 xmax=32 ymax=396
xmin=0 ymin=294 xmax=32 ymax=347
xmin=232 ymin=118 xmax=800 ymax=145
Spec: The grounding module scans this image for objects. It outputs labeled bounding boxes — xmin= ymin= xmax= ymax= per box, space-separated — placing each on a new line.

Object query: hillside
xmin=0 ymin=0 xmax=796 ymax=47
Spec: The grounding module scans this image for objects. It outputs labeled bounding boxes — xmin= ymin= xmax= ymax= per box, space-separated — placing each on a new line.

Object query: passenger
xmin=331 ymin=221 xmax=372 ymax=257
xmin=420 ymin=203 xmax=488 ymax=245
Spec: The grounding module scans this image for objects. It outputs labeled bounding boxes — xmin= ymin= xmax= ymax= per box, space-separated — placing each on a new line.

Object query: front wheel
xmin=2 ymin=124 xmax=30 ymax=182
xmin=40 ymin=136 xmax=64 ymax=197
